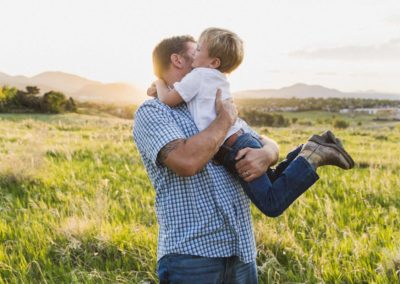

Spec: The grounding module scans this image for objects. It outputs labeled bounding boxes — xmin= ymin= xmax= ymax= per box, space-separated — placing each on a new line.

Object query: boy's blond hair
xmin=199 ymin=27 xmax=244 ymax=74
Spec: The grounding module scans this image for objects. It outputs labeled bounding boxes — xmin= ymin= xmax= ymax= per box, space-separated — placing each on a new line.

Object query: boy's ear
xmin=170 ymin=53 xmax=183 ymax=69
xmin=210 ymin=58 xmax=221 ymax=69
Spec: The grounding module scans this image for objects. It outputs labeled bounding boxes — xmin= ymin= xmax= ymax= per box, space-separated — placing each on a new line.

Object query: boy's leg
xmin=267 ymin=145 xmax=303 ymax=182
xmin=224 ymin=131 xmax=353 ymax=217
xmin=224 ymin=133 xmax=318 ymax=217
xmin=274 ymin=144 xmax=303 ymax=175
xmin=241 ymin=156 xmax=318 ymax=217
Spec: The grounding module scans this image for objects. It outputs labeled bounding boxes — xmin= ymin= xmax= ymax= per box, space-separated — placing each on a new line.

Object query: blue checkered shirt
xmin=133 ymin=99 xmax=256 ymax=263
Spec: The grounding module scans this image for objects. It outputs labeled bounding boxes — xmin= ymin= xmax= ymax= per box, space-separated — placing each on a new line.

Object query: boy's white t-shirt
xmin=173 ymin=67 xmax=243 ymax=141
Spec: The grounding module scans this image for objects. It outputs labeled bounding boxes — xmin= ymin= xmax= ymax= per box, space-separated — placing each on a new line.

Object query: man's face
xmin=161 ymin=41 xmax=196 ymax=83
xmin=181 ymin=41 xmax=196 ymax=76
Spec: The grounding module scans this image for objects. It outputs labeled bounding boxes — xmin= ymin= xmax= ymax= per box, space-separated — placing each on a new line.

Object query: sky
xmin=1 ymin=0 xmax=400 ymax=93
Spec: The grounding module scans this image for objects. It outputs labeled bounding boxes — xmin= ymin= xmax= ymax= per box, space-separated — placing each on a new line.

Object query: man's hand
xmin=235 ymin=136 xmax=279 ymax=182
xmin=215 ymin=89 xmax=237 ymax=127
xmin=147 ymin=82 xmax=157 ymax=97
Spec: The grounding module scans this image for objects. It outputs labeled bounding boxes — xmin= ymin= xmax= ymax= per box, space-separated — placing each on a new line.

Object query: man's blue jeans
xmin=223 ymin=133 xmax=319 ymax=217
xmin=157 ymin=254 xmax=257 ymax=284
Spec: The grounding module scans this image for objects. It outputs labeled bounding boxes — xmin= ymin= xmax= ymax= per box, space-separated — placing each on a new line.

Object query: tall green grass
xmin=0 ymin=113 xmax=399 ymax=283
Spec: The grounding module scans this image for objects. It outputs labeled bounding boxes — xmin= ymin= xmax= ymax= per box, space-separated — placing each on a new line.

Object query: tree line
xmin=0 ymin=86 xmax=76 ymax=113
xmin=239 ymin=109 xmax=290 ymax=127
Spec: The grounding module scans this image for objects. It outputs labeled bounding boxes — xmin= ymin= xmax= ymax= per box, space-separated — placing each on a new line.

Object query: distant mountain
xmin=0 ymin=71 xmax=145 ymax=105
xmin=3 ymin=72 xmax=399 ymax=103
xmin=234 ymin=83 xmax=400 ymax=100
xmin=31 ymin=71 xmax=100 ymax=94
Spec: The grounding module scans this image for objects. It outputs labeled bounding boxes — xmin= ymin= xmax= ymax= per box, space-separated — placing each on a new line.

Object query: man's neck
xmin=163 ymin=69 xmax=185 ymax=88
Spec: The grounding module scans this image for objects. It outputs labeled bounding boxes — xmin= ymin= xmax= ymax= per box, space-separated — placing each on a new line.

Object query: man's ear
xmin=210 ymin=58 xmax=221 ymax=69
xmin=170 ymin=53 xmax=183 ymax=69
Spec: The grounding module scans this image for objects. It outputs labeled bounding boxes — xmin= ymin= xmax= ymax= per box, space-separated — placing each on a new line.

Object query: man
xmin=133 ymin=35 xmax=353 ymax=283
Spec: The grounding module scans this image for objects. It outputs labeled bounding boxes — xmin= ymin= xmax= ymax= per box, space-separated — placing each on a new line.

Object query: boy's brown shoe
xmin=300 ymin=131 xmax=355 ymax=169
xmin=320 ymin=130 xmax=344 ymax=147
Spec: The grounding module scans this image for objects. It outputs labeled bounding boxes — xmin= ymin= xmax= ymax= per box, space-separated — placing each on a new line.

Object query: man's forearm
xmin=160 ymin=114 xmax=231 ymax=176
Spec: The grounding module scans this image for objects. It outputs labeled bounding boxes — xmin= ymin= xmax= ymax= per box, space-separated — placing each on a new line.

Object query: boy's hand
xmin=147 ymin=82 xmax=157 ymax=97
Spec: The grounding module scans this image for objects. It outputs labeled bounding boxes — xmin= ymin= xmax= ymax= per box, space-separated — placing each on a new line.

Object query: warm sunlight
xmin=1 ymin=0 xmax=399 ymax=95
xmin=1 ymin=1 xmax=400 ymax=283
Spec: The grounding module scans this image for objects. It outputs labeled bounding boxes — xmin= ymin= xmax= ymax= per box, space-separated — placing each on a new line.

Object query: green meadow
xmin=0 ymin=112 xmax=399 ymax=283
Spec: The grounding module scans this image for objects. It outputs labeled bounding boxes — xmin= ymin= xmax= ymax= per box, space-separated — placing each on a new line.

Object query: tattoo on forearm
xmin=157 ymin=139 xmax=185 ymax=164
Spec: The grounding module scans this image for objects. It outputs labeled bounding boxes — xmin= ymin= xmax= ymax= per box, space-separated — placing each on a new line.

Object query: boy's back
xmin=174 ymin=67 xmax=243 ymax=138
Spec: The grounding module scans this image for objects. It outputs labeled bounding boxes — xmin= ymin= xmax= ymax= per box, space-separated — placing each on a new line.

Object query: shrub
xmin=1 ymin=85 xmax=76 ymax=114
xmin=333 ymin=119 xmax=349 ymax=129
xmin=298 ymin=120 xmax=313 ymax=126
xmin=374 ymin=135 xmax=388 ymax=141
xmin=40 ymin=91 xmax=67 ymax=113
xmin=65 ymin=97 xmax=77 ymax=112
xmin=238 ymin=109 xmax=290 ymax=127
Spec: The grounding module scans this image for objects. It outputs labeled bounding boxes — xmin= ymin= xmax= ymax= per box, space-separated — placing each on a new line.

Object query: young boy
xmin=150 ymin=27 xmax=354 ymax=217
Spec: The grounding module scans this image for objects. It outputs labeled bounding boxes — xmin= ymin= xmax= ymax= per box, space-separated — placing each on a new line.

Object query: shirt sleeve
xmin=237 ymin=117 xmax=261 ymax=140
xmin=173 ymin=69 xmax=203 ymax=103
xmin=133 ymin=101 xmax=186 ymax=163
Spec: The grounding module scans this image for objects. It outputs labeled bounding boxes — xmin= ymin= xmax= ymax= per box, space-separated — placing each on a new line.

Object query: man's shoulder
xmin=137 ymin=99 xmax=188 ymax=113
xmin=134 ymin=99 xmax=188 ymax=126
xmin=134 ymin=99 xmax=162 ymax=129
xmin=137 ymin=98 xmax=164 ymax=110
xmin=135 ymin=98 xmax=171 ymax=116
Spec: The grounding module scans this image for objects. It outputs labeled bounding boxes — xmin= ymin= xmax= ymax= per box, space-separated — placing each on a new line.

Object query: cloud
xmin=316 ymin=72 xmax=337 ymax=76
xmin=289 ymin=38 xmax=400 ymax=61
xmin=349 ymin=72 xmax=380 ymax=78
xmin=385 ymin=15 xmax=400 ymax=25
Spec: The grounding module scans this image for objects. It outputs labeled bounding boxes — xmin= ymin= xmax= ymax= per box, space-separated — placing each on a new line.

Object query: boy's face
xmin=192 ymin=40 xmax=215 ymax=69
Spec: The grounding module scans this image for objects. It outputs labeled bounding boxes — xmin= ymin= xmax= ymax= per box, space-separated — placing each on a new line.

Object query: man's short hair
xmin=199 ymin=27 xmax=244 ymax=74
xmin=152 ymin=35 xmax=196 ymax=78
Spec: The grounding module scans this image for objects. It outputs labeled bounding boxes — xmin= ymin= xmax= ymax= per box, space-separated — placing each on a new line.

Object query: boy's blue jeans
xmin=222 ymin=133 xmax=319 ymax=217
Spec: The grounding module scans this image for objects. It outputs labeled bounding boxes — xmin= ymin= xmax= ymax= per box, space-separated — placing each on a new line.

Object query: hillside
xmin=234 ymin=83 xmax=400 ymax=100
xmin=3 ymin=71 xmax=400 ymax=104
xmin=0 ymin=71 xmax=145 ymax=105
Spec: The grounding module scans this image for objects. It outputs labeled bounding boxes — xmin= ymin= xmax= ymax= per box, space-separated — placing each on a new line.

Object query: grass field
xmin=0 ymin=112 xmax=399 ymax=283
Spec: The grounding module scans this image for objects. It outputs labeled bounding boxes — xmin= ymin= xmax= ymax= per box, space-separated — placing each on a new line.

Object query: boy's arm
xmin=155 ymin=79 xmax=184 ymax=107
